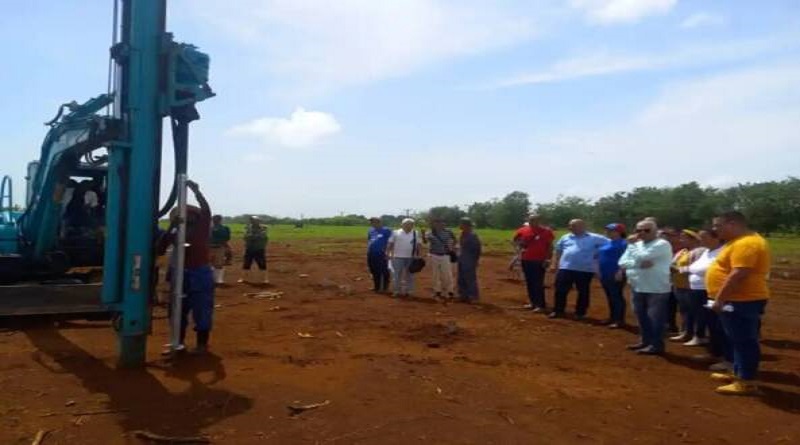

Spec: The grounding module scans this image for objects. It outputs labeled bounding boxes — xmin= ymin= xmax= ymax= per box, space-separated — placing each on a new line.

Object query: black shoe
xmin=548 ymin=312 xmax=562 ymax=319
xmin=574 ymin=314 xmax=586 ymax=321
xmin=190 ymin=344 xmax=209 ymax=355
xmin=195 ymin=330 xmax=210 ymax=353
xmin=627 ymin=343 xmax=647 ymax=350
xmin=636 ymin=346 xmax=664 ymax=356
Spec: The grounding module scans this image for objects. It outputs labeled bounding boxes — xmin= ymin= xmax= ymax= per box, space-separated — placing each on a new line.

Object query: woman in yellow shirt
xmin=670 ymin=230 xmax=705 ymax=345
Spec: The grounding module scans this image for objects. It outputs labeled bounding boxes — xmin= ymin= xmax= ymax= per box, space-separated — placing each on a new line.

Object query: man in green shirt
xmin=209 ymin=215 xmax=231 ymax=285
xmin=239 ymin=216 xmax=269 ymax=284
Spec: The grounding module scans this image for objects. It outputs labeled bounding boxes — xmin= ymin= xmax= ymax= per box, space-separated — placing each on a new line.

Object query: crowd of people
xmin=162 ymin=192 xmax=771 ymax=397
xmin=359 ymin=211 xmax=771 ymax=397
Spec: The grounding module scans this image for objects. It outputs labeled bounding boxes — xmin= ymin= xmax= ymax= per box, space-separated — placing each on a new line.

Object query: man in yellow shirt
xmin=706 ymin=211 xmax=770 ymax=396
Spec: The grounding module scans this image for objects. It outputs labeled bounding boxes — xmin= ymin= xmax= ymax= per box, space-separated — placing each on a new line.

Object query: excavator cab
xmin=1 ymin=0 xmax=214 ymax=367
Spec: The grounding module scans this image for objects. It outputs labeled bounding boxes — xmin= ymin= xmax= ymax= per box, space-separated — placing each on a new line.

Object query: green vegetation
xmin=228 ymin=223 xmax=798 ymax=260
xmin=223 ymin=178 xmax=800 ymax=235
xmin=534 ymin=178 xmax=800 ymax=235
xmin=765 ymin=236 xmax=800 ymax=260
xmin=228 ymin=223 xmax=524 ymax=253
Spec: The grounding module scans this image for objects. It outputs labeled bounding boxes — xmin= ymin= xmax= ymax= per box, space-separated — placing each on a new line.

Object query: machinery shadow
xmin=762 ymin=338 xmax=800 ymax=351
xmin=25 ymin=327 xmax=253 ymax=438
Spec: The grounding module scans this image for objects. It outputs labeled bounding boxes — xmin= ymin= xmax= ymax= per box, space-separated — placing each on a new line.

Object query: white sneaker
xmin=669 ymin=332 xmax=690 ymax=342
xmin=683 ymin=337 xmax=709 ymax=347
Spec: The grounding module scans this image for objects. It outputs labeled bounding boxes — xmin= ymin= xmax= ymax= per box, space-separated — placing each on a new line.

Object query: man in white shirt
xmin=618 ymin=219 xmax=674 ymax=355
xmin=387 ymin=218 xmax=423 ymax=298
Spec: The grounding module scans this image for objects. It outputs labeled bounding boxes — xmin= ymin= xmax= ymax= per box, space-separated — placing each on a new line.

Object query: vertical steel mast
xmin=104 ymin=0 xmax=167 ymax=368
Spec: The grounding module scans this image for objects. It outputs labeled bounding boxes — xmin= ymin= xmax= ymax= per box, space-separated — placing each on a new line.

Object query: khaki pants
xmin=210 ymin=246 xmax=226 ymax=269
xmin=429 ymin=254 xmax=453 ymax=294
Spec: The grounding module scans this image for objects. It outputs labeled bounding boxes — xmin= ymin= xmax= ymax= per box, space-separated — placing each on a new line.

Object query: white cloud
xmin=192 ymin=63 xmax=800 ymax=216
xmin=570 ymin=0 xmax=677 ymax=25
xmin=526 ymin=63 xmax=800 ymax=197
xmin=187 ymin=0 xmax=538 ymax=94
xmin=680 ymin=12 xmax=726 ymax=29
xmin=488 ymin=32 xmax=800 ymax=88
xmin=229 ymin=108 xmax=341 ymax=148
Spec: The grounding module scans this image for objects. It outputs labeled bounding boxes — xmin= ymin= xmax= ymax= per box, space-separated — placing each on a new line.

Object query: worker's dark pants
xmin=521 ymin=260 xmax=546 ymax=308
xmin=367 ymin=252 xmax=390 ymax=292
xmin=170 ymin=266 xmax=215 ymax=346
xmin=601 ymin=276 xmax=626 ymax=323
xmin=243 ymin=249 xmax=266 ymax=270
xmin=553 ymin=269 xmax=594 ymax=316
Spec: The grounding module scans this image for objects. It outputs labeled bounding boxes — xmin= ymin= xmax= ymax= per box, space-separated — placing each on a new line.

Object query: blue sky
xmin=1 ymin=0 xmax=799 ymax=217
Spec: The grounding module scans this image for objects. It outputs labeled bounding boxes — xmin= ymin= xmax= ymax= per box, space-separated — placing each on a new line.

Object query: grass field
xmin=228 ymin=224 xmax=525 ymax=253
xmin=227 ymin=224 xmax=799 ymax=260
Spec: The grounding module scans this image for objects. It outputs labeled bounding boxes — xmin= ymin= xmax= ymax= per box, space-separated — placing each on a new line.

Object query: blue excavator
xmin=0 ymin=0 xmax=213 ymax=367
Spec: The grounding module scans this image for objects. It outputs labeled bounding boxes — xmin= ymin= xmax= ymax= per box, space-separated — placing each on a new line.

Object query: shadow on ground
xmin=25 ymin=327 xmax=252 ymax=438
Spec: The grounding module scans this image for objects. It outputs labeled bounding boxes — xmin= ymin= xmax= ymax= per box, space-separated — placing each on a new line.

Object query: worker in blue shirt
xmin=549 ymin=219 xmax=608 ymax=320
xmin=367 ymin=217 xmax=392 ymax=293
xmin=598 ymin=223 xmax=629 ymax=328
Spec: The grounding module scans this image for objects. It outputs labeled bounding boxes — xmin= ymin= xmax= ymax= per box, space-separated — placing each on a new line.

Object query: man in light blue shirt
xmin=618 ymin=219 xmax=674 ymax=355
xmin=548 ymin=219 xmax=608 ymax=320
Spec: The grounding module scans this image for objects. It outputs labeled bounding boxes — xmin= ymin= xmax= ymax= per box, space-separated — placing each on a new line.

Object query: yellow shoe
xmin=715 ymin=381 xmax=761 ymax=396
xmin=710 ymin=372 xmax=735 ymax=382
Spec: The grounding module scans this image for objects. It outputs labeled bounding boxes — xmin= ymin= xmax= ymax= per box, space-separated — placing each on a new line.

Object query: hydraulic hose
xmin=157 ymin=116 xmax=189 ymax=217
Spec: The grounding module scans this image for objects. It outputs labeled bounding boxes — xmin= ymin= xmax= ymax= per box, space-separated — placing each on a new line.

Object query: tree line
xmin=223 ymin=177 xmax=800 ymax=235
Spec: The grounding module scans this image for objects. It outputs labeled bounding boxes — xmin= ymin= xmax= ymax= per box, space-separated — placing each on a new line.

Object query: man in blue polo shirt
xmin=367 ymin=217 xmax=393 ymax=293
xmin=549 ymin=219 xmax=608 ymax=320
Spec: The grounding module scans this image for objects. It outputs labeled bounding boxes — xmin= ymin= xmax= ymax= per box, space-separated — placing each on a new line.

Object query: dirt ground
xmin=1 ymin=239 xmax=799 ymax=444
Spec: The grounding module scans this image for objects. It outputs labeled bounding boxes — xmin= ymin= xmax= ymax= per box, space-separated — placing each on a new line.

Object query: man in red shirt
xmin=159 ymin=181 xmax=214 ymax=354
xmin=513 ymin=214 xmax=555 ymax=312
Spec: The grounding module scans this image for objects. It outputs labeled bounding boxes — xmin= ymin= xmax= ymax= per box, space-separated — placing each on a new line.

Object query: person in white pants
xmin=422 ymin=218 xmax=456 ymax=300
xmin=209 ymin=215 xmax=231 ymax=285
xmin=387 ymin=218 xmax=423 ymax=298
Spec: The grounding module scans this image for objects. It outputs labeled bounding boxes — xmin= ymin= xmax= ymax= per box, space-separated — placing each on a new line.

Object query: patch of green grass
xmin=224 ymin=224 xmax=799 ymax=261
xmin=229 ymin=224 xmax=366 ymax=241
xmin=225 ymin=224 xmax=558 ymax=255
xmin=765 ymin=236 xmax=800 ymax=261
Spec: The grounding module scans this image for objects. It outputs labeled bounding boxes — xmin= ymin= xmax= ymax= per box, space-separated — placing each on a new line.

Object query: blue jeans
xmin=707 ymin=307 xmax=733 ymax=361
xmin=391 ymin=257 xmax=414 ymax=295
xmin=720 ymin=300 xmax=767 ymax=380
xmin=601 ymin=277 xmax=626 ymax=323
xmin=632 ymin=291 xmax=670 ymax=351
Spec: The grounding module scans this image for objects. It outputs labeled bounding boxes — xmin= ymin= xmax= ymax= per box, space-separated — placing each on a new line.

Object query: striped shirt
xmin=426 ymin=229 xmax=455 ymax=255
